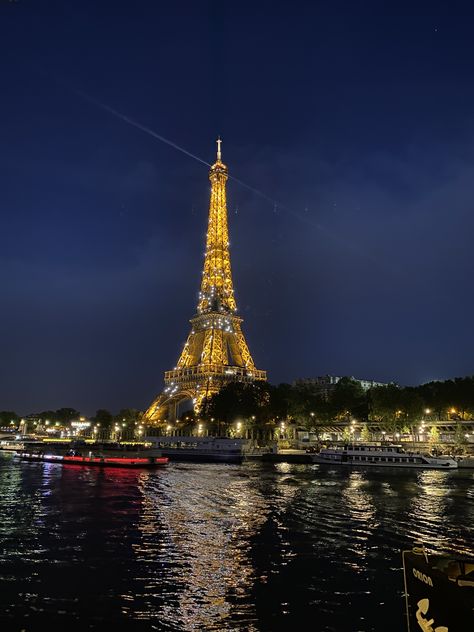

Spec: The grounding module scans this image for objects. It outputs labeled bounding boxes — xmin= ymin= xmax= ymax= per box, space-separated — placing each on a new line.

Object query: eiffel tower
xmin=144 ymin=139 xmax=267 ymax=423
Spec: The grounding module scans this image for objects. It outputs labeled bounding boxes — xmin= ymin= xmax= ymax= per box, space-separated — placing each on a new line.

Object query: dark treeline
xmin=0 ymin=408 xmax=142 ymax=428
xmin=199 ymin=376 xmax=474 ymax=431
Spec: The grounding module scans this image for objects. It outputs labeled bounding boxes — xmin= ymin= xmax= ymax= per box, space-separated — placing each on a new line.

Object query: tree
xmin=453 ymin=376 xmax=474 ymax=419
xmin=398 ymin=388 xmax=424 ymax=438
xmin=428 ymin=426 xmax=440 ymax=447
xmin=268 ymin=383 xmax=295 ymax=421
xmin=0 ymin=411 xmax=19 ymax=425
xmin=205 ymin=381 xmax=271 ymax=424
xmin=93 ymin=409 xmax=113 ymax=427
xmin=361 ymin=424 xmax=371 ymax=442
xmin=55 ymin=408 xmax=81 ymax=424
xmin=454 ymin=423 xmax=468 ymax=451
xmin=331 ymin=377 xmax=368 ymax=421
xmin=113 ymin=408 xmax=141 ymax=424
xmin=342 ymin=427 xmax=352 ymax=443
xmin=291 ymin=383 xmax=332 ymax=424
xmin=37 ymin=410 xmax=58 ymax=423
xmin=369 ymin=384 xmax=403 ymax=431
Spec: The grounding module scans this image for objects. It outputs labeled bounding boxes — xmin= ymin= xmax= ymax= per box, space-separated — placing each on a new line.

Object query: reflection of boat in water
xmin=402 ymin=546 xmax=474 ymax=631
xmin=16 ymin=452 xmax=168 ymax=468
xmin=311 ymin=444 xmax=458 ymax=469
xmin=144 ymin=436 xmax=261 ymax=463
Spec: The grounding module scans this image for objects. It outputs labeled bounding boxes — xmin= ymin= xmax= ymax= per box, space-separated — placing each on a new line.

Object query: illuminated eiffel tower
xmin=144 ymin=139 xmax=266 ymax=423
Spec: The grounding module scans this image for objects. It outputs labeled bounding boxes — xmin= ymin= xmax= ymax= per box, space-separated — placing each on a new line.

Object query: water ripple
xmin=0 ymin=454 xmax=473 ymax=631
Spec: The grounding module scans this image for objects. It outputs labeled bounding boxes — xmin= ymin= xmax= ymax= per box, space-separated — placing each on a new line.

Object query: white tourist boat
xmin=312 ymin=444 xmax=458 ymax=469
xmin=456 ymin=454 xmax=474 ymax=468
xmin=143 ymin=436 xmax=263 ymax=463
xmin=0 ymin=439 xmax=26 ymax=451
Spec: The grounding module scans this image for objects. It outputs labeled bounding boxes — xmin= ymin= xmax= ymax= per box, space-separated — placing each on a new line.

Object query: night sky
xmin=2 ymin=1 xmax=474 ymax=415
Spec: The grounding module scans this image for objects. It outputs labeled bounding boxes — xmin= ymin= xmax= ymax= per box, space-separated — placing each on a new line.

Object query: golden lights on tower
xmin=144 ymin=139 xmax=266 ymax=423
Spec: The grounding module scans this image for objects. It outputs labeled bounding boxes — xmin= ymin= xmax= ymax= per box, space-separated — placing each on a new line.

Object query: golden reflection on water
xmin=2 ymin=454 xmax=474 ymax=631
xmin=131 ymin=465 xmax=299 ymax=630
xmin=340 ymin=472 xmax=379 ymax=570
xmin=408 ymin=470 xmax=472 ymax=555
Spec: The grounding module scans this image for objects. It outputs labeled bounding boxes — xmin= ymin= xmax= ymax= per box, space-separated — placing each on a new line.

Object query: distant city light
xmin=71 ymin=421 xmax=91 ymax=429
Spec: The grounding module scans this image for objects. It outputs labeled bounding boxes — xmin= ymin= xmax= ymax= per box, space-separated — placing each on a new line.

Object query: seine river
xmin=1 ymin=452 xmax=473 ymax=631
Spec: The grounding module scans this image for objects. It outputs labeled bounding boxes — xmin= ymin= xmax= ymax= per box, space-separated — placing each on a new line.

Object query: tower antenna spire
xmin=216 ymin=136 xmax=222 ymax=161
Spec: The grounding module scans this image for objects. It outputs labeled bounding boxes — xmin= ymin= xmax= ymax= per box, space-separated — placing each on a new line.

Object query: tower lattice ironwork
xmin=144 ymin=139 xmax=266 ymax=423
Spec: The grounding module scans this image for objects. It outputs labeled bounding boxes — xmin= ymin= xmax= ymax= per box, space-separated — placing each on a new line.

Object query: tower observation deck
xmin=144 ymin=139 xmax=266 ymax=423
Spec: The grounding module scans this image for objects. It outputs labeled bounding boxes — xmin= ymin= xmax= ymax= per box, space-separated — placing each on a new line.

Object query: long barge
xmin=16 ymin=452 xmax=168 ymax=468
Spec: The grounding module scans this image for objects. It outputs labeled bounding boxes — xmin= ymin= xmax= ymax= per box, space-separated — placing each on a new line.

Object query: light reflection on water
xmin=0 ymin=453 xmax=473 ymax=631
xmin=132 ymin=466 xmax=272 ymax=630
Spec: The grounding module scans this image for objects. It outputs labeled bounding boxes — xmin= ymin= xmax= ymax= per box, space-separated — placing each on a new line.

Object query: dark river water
xmin=1 ymin=452 xmax=473 ymax=631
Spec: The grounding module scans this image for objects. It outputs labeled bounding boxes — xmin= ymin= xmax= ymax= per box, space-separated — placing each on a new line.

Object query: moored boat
xmin=402 ymin=546 xmax=474 ymax=631
xmin=312 ymin=443 xmax=458 ymax=469
xmin=144 ymin=436 xmax=258 ymax=463
xmin=0 ymin=439 xmax=26 ymax=451
xmin=16 ymin=452 xmax=168 ymax=468
xmin=456 ymin=454 xmax=474 ymax=468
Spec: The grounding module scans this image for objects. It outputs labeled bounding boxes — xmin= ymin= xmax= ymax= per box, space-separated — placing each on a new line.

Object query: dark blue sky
xmin=1 ymin=1 xmax=474 ymax=415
